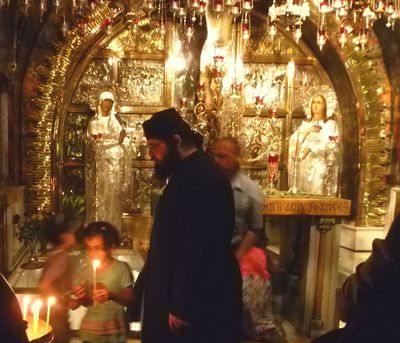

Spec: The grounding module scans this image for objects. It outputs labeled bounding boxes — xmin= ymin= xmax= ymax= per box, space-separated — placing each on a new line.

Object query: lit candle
xmin=22 ymin=295 xmax=31 ymax=321
xmin=243 ymin=0 xmax=253 ymax=11
xmin=31 ymin=304 xmax=36 ymax=334
xmin=171 ymin=0 xmax=179 ymax=12
xmin=213 ymin=55 xmax=224 ymax=70
xmin=92 ymin=259 xmax=101 ymax=297
xmin=231 ymin=3 xmax=240 ymax=16
xmin=192 ymin=0 xmax=200 ymax=9
xmin=199 ymin=1 xmax=206 ymax=14
xmin=32 ymin=299 xmax=43 ymax=335
xmin=177 ymin=7 xmax=186 ymax=18
xmin=46 ymin=296 xmax=56 ymax=330
xmin=268 ymin=153 xmax=280 ymax=164
xmin=319 ymin=0 xmax=329 ymax=13
xmin=242 ymin=23 xmax=250 ymax=40
xmin=214 ymin=0 xmax=223 ymax=13
xmin=196 ymin=82 xmax=205 ymax=91
xmin=287 ymin=60 xmax=296 ymax=89
xmin=179 ymin=97 xmax=188 ymax=107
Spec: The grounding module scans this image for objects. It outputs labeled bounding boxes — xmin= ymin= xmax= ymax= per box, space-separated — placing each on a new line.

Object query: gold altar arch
xmin=7 ymin=0 xmax=393 ymax=338
xmin=21 ymin=2 xmax=390 ymax=228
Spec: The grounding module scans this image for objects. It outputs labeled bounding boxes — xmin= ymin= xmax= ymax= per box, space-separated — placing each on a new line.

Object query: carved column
xmin=264 ymin=196 xmax=351 ymax=336
xmin=310 ymin=217 xmax=336 ymax=337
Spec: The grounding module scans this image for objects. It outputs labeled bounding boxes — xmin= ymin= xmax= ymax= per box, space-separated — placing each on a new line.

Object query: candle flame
xmin=92 ymin=259 xmax=101 ymax=270
xmin=46 ymin=296 xmax=56 ymax=330
xmin=287 ymin=60 xmax=296 ymax=86
xmin=48 ymin=296 xmax=56 ymax=306
xmin=34 ymin=299 xmax=43 ymax=309
xmin=22 ymin=295 xmax=31 ymax=304
xmin=21 ymin=295 xmax=31 ymax=320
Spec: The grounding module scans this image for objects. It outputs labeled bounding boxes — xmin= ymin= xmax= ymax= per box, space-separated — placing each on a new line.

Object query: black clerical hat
xmin=143 ymin=108 xmax=193 ymax=140
xmin=143 ymin=108 xmax=204 ymax=149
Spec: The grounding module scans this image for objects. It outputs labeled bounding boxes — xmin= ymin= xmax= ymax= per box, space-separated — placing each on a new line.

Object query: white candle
xmin=46 ymin=296 xmax=56 ymax=330
xmin=21 ymin=295 xmax=31 ymax=321
xmin=92 ymin=259 xmax=101 ymax=298
xmin=32 ymin=299 xmax=43 ymax=335
xmin=287 ymin=60 xmax=296 ymax=89
xmin=31 ymin=304 xmax=36 ymax=333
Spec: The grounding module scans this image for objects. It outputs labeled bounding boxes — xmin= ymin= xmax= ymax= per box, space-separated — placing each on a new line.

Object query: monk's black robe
xmin=132 ymin=151 xmax=242 ymax=343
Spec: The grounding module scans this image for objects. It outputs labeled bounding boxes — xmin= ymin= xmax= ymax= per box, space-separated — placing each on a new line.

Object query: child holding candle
xmin=72 ymin=221 xmax=134 ymax=343
xmin=39 ymin=217 xmax=82 ymax=343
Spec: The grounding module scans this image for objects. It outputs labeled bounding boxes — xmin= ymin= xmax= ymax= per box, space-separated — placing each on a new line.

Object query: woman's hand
xmin=301 ymin=148 xmax=311 ymax=160
xmin=309 ymin=125 xmax=322 ymax=133
xmin=302 ymin=125 xmax=321 ymax=141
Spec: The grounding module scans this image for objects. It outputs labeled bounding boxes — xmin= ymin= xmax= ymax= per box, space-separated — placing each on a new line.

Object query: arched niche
xmin=59 ymin=12 xmax=344 ymax=218
xmin=21 ymin=3 xmax=391 ymax=228
xmin=57 ymin=21 xmax=175 ymax=215
xmin=21 ymin=4 xmax=176 ymax=214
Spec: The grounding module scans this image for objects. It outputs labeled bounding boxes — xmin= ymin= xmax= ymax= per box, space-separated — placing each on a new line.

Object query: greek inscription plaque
xmin=264 ymin=197 xmax=351 ymax=216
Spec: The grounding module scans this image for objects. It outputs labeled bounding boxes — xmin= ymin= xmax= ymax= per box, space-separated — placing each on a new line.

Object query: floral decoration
xmin=14 ymin=211 xmax=53 ymax=248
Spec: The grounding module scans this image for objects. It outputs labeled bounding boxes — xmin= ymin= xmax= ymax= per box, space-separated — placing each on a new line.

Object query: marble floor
xmin=72 ymin=339 xmax=310 ymax=343
xmin=70 ymin=320 xmax=312 ymax=343
xmin=282 ymin=320 xmax=312 ymax=343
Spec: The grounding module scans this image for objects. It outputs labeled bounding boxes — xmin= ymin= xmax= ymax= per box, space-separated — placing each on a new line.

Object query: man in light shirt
xmin=211 ymin=136 xmax=265 ymax=259
xmin=212 ymin=136 xmax=282 ymax=341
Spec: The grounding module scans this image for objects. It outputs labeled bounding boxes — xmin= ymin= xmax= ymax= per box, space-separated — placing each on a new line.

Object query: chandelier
xmin=267 ymin=0 xmax=311 ymax=43
xmin=168 ymin=0 xmax=255 ymax=43
xmin=0 ymin=0 xmax=125 ymax=37
xmin=267 ymin=0 xmax=400 ymax=50
xmin=4 ymin=1 xmax=400 ymax=50
xmin=1 ymin=1 xmax=255 ymax=43
xmin=0 ymin=0 xmax=111 ymax=17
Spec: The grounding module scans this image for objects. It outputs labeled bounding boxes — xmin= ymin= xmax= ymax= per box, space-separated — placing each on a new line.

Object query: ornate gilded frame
xmin=22 ymin=2 xmax=391 ymax=226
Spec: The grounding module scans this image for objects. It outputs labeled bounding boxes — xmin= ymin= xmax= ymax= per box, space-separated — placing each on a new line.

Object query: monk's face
xmin=147 ymin=138 xmax=180 ymax=180
xmin=147 ymin=138 xmax=167 ymax=163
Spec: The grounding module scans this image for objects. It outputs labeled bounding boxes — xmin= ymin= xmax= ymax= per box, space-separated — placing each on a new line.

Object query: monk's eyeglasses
xmin=147 ymin=142 xmax=163 ymax=152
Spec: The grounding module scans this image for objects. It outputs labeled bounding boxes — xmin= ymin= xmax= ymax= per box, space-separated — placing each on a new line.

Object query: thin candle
xmin=92 ymin=259 xmax=101 ymax=297
xmin=287 ymin=60 xmax=296 ymax=89
xmin=31 ymin=304 xmax=36 ymax=334
xmin=21 ymin=295 xmax=31 ymax=321
xmin=46 ymin=296 xmax=56 ymax=330
xmin=32 ymin=299 xmax=43 ymax=335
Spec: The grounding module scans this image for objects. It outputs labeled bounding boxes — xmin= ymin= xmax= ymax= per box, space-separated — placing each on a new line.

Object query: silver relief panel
xmin=118 ymin=59 xmax=165 ymax=107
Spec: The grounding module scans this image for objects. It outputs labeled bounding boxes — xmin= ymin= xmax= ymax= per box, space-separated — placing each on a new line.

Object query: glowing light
xmin=92 ymin=259 xmax=101 ymax=296
xmin=46 ymin=296 xmax=56 ymax=330
xmin=22 ymin=295 xmax=31 ymax=321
